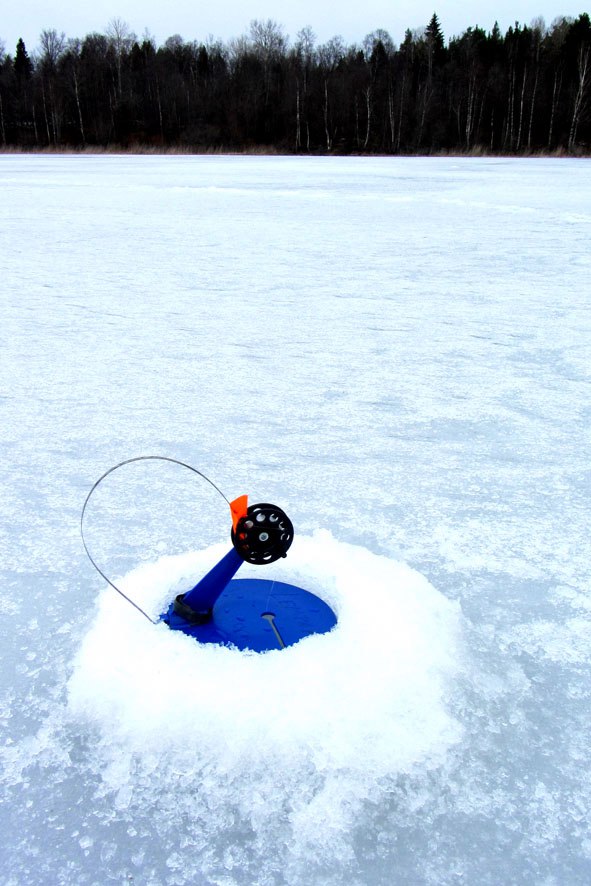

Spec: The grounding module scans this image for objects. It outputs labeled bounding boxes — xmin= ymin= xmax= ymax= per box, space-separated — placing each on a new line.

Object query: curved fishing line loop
xmin=80 ymin=455 xmax=231 ymax=624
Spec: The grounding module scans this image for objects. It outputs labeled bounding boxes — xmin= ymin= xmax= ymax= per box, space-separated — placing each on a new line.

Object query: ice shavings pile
xmin=67 ymin=532 xmax=463 ymax=882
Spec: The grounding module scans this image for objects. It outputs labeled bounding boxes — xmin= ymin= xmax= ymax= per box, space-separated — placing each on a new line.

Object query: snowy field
xmin=1 ymin=154 xmax=590 ymax=885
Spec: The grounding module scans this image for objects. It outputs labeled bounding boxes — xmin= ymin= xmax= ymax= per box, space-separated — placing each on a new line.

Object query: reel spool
xmin=231 ymin=503 xmax=294 ymax=564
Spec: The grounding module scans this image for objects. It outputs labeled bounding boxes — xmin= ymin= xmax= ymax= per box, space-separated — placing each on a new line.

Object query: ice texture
xmin=1 ymin=155 xmax=590 ymax=885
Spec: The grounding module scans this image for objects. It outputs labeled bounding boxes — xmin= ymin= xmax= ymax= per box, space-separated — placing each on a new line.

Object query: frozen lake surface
xmin=1 ymin=155 xmax=590 ymax=885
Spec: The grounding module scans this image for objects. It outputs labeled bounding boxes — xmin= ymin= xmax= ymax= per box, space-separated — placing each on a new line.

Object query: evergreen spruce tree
xmin=425 ymin=13 xmax=446 ymax=70
xmin=14 ymin=38 xmax=32 ymax=83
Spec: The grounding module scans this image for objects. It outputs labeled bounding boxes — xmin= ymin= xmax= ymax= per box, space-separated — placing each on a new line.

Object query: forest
xmin=0 ymin=12 xmax=590 ymax=154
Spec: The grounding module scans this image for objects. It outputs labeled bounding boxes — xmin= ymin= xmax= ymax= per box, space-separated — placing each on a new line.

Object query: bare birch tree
xmin=569 ymin=43 xmax=590 ymax=149
xmin=106 ymin=17 xmax=135 ymax=99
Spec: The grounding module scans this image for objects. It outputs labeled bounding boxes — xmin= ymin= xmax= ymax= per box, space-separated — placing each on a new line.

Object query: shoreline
xmin=0 ymin=145 xmax=588 ymax=158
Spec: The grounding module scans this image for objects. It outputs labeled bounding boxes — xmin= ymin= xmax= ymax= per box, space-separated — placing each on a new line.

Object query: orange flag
xmin=230 ymin=494 xmax=249 ymax=531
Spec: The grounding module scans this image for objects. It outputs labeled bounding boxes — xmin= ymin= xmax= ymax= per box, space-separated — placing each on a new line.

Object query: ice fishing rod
xmin=81 ymin=455 xmax=294 ymax=625
xmin=80 ymin=456 xmax=232 ymax=623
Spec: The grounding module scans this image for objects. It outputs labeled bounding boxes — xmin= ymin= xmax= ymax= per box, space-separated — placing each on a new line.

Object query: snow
xmin=68 ymin=534 xmax=463 ymax=874
xmin=1 ymin=155 xmax=590 ymax=885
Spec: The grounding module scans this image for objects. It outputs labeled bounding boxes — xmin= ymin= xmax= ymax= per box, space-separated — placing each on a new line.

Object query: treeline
xmin=0 ymin=12 xmax=590 ymax=154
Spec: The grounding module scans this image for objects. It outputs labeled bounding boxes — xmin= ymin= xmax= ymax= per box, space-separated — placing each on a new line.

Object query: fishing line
xmin=80 ymin=455 xmax=231 ymax=624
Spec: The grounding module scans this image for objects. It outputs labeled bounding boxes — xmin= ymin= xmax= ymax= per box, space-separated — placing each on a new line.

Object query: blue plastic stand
xmin=182 ymin=547 xmax=243 ymax=613
xmin=161 ymin=548 xmax=337 ymax=652
xmin=163 ymin=578 xmax=336 ymax=652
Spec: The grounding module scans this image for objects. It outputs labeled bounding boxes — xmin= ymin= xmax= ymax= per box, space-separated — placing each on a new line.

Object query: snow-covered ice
xmin=1 ymin=155 xmax=590 ymax=885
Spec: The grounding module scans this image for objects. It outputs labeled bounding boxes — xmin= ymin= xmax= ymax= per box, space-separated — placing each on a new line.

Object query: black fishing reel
xmin=231 ymin=503 xmax=294 ymax=564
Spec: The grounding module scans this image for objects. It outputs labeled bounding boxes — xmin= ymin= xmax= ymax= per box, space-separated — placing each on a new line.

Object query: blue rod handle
xmin=183 ymin=547 xmax=243 ymax=613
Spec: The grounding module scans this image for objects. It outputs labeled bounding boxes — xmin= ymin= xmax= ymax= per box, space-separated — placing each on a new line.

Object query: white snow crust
xmin=66 ymin=533 xmax=462 ymax=882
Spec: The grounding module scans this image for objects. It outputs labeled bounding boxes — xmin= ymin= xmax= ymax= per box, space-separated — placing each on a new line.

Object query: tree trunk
xmin=388 ymin=85 xmax=395 ymax=149
xmin=156 ymin=79 xmax=164 ymax=140
xmin=323 ymin=79 xmax=331 ymax=151
xmin=516 ymin=64 xmax=527 ymax=151
xmin=73 ymin=69 xmax=86 ymax=144
xmin=295 ymin=82 xmax=301 ymax=150
xmin=32 ymin=101 xmax=39 ymax=144
xmin=527 ymin=55 xmax=540 ymax=149
xmin=109 ymin=89 xmax=116 ymax=139
xmin=504 ymin=65 xmax=515 ymax=150
xmin=527 ymin=72 xmax=539 ymax=149
xmin=42 ymin=80 xmax=52 ymax=145
xmin=363 ymin=86 xmax=372 ymax=149
xmin=547 ymin=70 xmax=561 ymax=149
xmin=465 ymin=75 xmax=477 ymax=149
xmin=476 ymin=89 xmax=486 ymax=145
xmin=50 ymin=83 xmax=60 ymax=144
xmin=396 ymin=69 xmax=406 ymax=153
xmin=569 ymin=45 xmax=590 ymax=151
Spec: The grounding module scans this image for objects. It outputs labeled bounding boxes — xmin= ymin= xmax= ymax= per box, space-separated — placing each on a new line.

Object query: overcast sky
xmin=1 ymin=0 xmax=587 ymax=55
